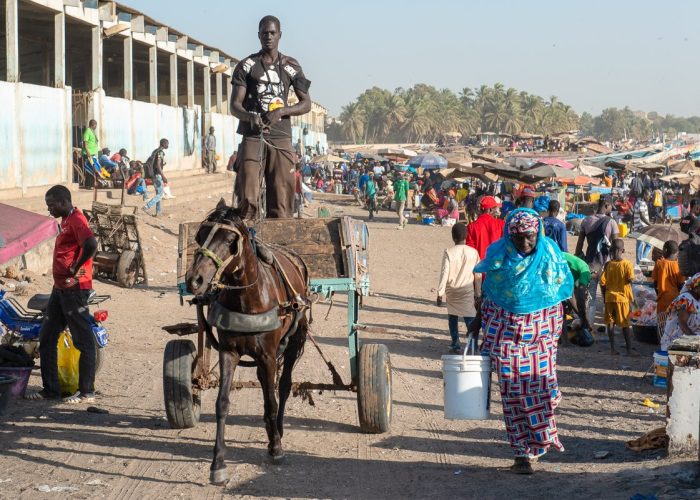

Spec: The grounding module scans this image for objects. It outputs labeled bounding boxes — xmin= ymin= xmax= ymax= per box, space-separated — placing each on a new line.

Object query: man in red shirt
xmin=26 ymin=185 xmax=98 ymax=403
xmin=466 ymin=196 xmax=505 ymax=259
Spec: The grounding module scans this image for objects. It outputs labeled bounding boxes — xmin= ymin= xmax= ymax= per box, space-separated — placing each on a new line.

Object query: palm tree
xmin=381 ymin=94 xmax=407 ymax=140
xmin=340 ymin=102 xmax=366 ymax=144
xmin=521 ymin=94 xmax=544 ymax=132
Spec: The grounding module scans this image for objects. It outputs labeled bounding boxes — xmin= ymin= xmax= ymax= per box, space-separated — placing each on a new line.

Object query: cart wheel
xmin=95 ymin=346 xmax=106 ymax=375
xmin=163 ymin=339 xmax=201 ymax=429
xmin=357 ymin=343 xmax=392 ymax=433
xmin=116 ymin=250 xmax=138 ymax=288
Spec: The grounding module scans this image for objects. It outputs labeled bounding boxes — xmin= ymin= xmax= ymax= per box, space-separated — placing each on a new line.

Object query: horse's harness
xmin=194 ymin=220 xmax=308 ymax=350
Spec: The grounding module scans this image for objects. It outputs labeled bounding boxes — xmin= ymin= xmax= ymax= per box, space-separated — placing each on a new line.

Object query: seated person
xmin=125 ymin=162 xmax=148 ymax=200
xmin=109 ymin=148 xmax=130 ymax=181
xmin=98 ymin=148 xmax=118 ymax=176
xmin=435 ymin=189 xmax=459 ymax=222
xmin=661 ymin=273 xmax=700 ymax=351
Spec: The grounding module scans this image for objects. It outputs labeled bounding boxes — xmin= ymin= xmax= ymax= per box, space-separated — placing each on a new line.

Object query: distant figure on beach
xmin=230 ymin=15 xmax=312 ymax=219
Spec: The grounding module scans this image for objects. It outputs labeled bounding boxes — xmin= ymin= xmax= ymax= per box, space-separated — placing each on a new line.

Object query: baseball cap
xmin=520 ymin=185 xmax=537 ymax=198
xmin=480 ymin=196 xmax=502 ymax=210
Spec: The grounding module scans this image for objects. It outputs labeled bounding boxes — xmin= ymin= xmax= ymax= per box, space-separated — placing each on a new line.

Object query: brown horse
xmin=186 ymin=200 xmax=309 ymax=485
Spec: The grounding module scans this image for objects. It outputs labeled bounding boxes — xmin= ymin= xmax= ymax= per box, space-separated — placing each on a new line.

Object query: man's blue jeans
xmin=636 ymin=239 xmax=652 ymax=264
xmin=145 ymin=174 xmax=164 ymax=215
xmin=448 ymin=315 xmax=475 ymax=350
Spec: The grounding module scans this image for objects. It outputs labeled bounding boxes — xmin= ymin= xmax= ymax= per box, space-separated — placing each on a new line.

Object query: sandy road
xmin=0 ymin=192 xmax=697 ymax=499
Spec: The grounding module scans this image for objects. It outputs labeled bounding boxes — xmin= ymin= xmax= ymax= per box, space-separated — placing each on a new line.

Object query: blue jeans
xmin=636 ymin=239 xmax=652 ymax=264
xmin=448 ymin=315 xmax=475 ymax=350
xmin=145 ymin=174 xmax=164 ymax=215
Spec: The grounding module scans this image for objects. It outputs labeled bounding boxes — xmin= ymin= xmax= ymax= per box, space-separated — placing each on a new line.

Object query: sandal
xmin=63 ymin=392 xmax=96 ymax=404
xmin=25 ymin=390 xmax=58 ymax=401
xmin=510 ymin=457 xmax=534 ymax=475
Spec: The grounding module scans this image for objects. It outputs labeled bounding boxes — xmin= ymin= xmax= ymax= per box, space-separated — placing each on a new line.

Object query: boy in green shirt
xmin=364 ymin=172 xmax=378 ymax=220
xmin=563 ymin=252 xmax=594 ymax=333
xmin=393 ymin=171 xmax=410 ymax=229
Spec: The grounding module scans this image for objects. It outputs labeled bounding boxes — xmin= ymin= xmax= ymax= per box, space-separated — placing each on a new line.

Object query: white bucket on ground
xmin=441 ymin=346 xmax=491 ymax=420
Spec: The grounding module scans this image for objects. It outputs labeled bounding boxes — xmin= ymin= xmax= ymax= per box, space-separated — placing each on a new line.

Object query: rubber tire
xmin=116 ymin=250 xmax=138 ymax=288
xmin=357 ymin=343 xmax=392 ymax=433
xmin=163 ymin=339 xmax=201 ymax=429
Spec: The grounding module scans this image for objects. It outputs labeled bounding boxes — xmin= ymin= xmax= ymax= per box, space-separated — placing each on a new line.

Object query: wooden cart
xmin=163 ymin=217 xmax=392 ymax=434
xmin=84 ymin=202 xmax=148 ymax=288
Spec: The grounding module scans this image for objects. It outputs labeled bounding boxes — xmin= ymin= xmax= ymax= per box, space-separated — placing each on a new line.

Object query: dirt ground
xmin=1 ymin=191 xmax=699 ymax=499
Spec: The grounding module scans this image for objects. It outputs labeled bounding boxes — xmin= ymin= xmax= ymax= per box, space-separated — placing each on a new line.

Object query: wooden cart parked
xmin=84 ymin=202 xmax=148 ymax=288
xmin=164 ymin=217 xmax=392 ymax=434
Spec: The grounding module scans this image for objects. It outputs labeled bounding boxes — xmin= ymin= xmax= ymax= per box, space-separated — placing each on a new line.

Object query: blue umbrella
xmin=408 ymin=153 xmax=448 ymax=169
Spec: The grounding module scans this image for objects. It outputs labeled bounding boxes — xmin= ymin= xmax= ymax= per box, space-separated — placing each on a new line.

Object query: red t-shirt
xmin=53 ymin=208 xmax=94 ymax=290
xmin=465 ymin=213 xmax=505 ymax=260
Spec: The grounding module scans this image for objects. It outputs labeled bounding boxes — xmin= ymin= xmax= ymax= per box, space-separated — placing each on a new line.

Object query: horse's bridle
xmin=195 ymin=221 xmax=259 ymax=291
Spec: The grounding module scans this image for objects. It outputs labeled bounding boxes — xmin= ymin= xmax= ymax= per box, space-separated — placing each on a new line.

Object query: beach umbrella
xmin=629 ymin=224 xmax=682 ymax=250
xmin=408 ymin=153 xmax=448 ymax=170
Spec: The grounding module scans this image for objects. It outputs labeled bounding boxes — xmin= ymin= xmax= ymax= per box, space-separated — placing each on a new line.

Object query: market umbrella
xmin=533 ymin=158 xmax=575 ymax=169
xmin=376 ymin=147 xmax=418 ymax=158
xmin=522 ymin=164 xmax=577 ymax=181
xmin=313 ymin=154 xmax=348 ymax=163
xmin=671 ymin=160 xmax=698 ymax=173
xmin=558 ymin=175 xmax=600 ymax=186
xmin=573 ymin=161 xmax=605 ymax=177
xmin=629 ymin=224 xmax=682 ymax=250
xmin=360 ymin=153 xmax=388 ymax=162
xmin=408 ymin=153 xmax=448 ymax=170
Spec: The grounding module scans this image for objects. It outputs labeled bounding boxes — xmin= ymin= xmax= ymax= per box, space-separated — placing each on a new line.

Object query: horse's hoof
xmin=210 ymin=468 xmax=229 ymax=486
xmin=269 ymin=451 xmax=286 ymax=463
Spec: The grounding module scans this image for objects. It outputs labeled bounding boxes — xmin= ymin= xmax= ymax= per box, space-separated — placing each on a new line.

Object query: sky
xmin=127 ymin=0 xmax=700 ymax=118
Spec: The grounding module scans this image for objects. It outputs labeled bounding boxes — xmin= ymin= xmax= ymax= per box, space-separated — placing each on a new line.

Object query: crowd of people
xmin=432 ymin=169 xmax=700 ymax=474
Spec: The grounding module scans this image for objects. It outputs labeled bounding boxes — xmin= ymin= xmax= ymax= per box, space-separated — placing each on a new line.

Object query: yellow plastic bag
xmin=57 ymin=331 xmax=80 ymax=395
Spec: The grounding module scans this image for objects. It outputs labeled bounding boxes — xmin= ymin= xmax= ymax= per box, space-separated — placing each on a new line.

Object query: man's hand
xmin=248 ymin=112 xmax=264 ymax=130
xmin=263 ymin=109 xmax=284 ymax=127
xmin=436 ymin=295 xmax=443 ymax=307
xmin=69 ymin=264 xmax=86 ymax=278
xmin=474 ymin=295 xmax=482 ymax=310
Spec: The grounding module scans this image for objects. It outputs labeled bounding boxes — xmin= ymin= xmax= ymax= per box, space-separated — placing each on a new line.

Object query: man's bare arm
xmin=230 ymin=85 xmax=264 ymax=129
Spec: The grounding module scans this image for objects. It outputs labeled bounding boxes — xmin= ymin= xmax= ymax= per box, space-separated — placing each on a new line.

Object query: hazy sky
xmin=128 ymin=0 xmax=700 ymax=117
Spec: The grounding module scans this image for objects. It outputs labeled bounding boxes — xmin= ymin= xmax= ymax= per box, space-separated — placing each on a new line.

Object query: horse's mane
xmin=205 ymin=203 xmax=242 ymax=225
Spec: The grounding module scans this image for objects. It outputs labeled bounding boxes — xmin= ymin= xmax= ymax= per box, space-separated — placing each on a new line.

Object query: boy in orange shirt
xmin=600 ymin=239 xmax=635 ymax=355
xmin=652 ymin=240 xmax=685 ymax=313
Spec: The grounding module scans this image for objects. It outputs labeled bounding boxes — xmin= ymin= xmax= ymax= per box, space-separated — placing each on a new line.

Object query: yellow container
xmin=618 ymin=222 xmax=629 ymax=238
xmin=589 ymin=192 xmax=601 ymax=203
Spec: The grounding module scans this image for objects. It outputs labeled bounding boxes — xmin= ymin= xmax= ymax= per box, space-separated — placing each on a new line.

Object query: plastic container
xmin=0 ymin=366 xmax=33 ymax=398
xmin=618 ymin=222 xmax=629 ymax=238
xmin=422 ymin=216 xmax=435 ymax=225
xmin=589 ymin=192 xmax=601 ymax=203
xmin=0 ymin=375 xmax=17 ymax=416
xmin=441 ymin=346 xmax=491 ymax=420
xmin=653 ymin=350 xmax=668 ymax=388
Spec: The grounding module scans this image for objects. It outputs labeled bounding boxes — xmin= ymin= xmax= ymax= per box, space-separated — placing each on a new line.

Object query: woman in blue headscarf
xmin=467 ymin=208 xmax=573 ymax=475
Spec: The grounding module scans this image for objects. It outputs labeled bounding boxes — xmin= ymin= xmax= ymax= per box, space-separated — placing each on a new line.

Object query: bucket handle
xmin=462 ymin=334 xmax=478 ymax=360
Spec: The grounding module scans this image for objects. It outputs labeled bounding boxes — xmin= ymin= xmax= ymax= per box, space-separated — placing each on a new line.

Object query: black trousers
xmin=38 ymin=288 xmax=96 ymax=396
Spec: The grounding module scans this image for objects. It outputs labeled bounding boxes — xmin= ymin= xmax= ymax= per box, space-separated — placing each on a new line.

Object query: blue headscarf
xmin=474 ymin=208 xmax=573 ymax=314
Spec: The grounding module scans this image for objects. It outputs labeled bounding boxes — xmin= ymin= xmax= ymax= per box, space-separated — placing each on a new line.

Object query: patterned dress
xmin=480 ymin=298 xmax=564 ymax=458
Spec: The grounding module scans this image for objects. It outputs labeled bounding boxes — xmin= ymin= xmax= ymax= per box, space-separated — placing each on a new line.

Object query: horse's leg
xmin=257 ymin=352 xmax=284 ymax=460
xmin=210 ymin=349 xmax=239 ymax=485
xmin=277 ymin=318 xmax=308 ymax=438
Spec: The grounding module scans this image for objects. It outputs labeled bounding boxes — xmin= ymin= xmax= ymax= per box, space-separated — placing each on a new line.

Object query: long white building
xmin=0 ymin=0 xmax=326 ymax=200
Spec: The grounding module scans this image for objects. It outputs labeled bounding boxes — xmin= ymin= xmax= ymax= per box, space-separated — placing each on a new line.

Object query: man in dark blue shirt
xmin=543 ymin=200 xmax=568 ymax=252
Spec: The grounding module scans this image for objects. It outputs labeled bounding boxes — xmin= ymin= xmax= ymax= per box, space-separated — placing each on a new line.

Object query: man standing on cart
xmin=230 ymin=15 xmax=312 ymax=219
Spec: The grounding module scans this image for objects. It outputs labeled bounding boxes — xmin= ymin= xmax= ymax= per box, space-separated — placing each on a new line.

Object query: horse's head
xmin=186 ymin=199 xmax=249 ymax=295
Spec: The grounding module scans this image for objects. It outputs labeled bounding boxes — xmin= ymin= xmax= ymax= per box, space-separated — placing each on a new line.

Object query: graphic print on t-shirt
xmin=257 ymin=66 xmax=285 ymax=112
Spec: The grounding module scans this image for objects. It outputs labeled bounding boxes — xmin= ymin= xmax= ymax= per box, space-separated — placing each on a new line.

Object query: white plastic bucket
xmin=441 ymin=346 xmax=491 ymax=420
xmin=653 ymin=350 xmax=668 ymax=388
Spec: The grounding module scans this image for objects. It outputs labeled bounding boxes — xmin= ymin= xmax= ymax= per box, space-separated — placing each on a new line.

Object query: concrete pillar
xmin=5 ymin=0 xmax=18 ymax=82
xmin=223 ymin=75 xmax=230 ymax=115
xmin=148 ymin=45 xmax=157 ymax=104
xmin=186 ymin=60 xmax=194 ymax=108
xmin=123 ymin=36 xmax=133 ymax=99
xmin=203 ymin=65 xmax=211 ymax=113
xmin=91 ymin=26 xmax=103 ymax=89
xmin=169 ymin=54 xmax=178 ymax=107
xmin=215 ymin=71 xmax=223 ymax=113
xmin=54 ymin=12 xmax=65 ymax=87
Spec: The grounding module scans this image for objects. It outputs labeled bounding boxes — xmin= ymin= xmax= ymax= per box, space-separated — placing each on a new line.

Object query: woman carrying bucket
xmin=467 ymin=208 xmax=573 ymax=475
